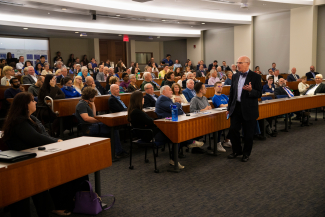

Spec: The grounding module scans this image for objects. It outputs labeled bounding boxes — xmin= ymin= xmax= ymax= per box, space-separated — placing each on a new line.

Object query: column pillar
xmin=234 ymin=24 xmax=254 ymax=70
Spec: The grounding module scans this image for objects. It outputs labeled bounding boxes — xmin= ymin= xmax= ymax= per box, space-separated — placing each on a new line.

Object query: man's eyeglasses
xmin=236 ymin=62 xmax=248 ymax=65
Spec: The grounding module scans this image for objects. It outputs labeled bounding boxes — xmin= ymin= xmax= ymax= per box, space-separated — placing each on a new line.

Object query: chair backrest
xmin=44 ymin=96 xmax=54 ymax=111
xmin=275 ymin=95 xmax=288 ymax=99
xmin=261 ymin=96 xmax=273 ymax=101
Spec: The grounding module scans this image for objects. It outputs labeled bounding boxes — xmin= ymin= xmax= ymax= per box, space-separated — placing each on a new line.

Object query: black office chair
xmin=129 ymin=128 xmax=165 ymax=173
xmin=274 ymin=95 xmax=292 ymax=131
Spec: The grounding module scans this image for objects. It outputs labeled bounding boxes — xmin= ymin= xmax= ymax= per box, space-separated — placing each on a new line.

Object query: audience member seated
xmin=298 ymin=76 xmax=309 ymax=95
xmin=90 ymin=57 xmax=97 ymax=68
xmin=162 ymin=54 xmax=173 ymax=66
xmin=107 ymin=76 xmax=125 ymax=94
xmin=208 ymin=69 xmax=221 ymax=86
xmin=205 ymin=72 xmax=211 ymax=84
xmin=71 ymin=63 xmax=81 ymax=75
xmin=208 ymin=60 xmax=218 ymax=71
xmin=144 ymin=66 xmax=156 ymax=79
xmin=41 ymin=63 xmax=52 ymax=75
xmin=143 ymin=83 xmax=159 ymax=108
xmin=196 ymin=64 xmax=205 ymax=77
xmin=104 ymin=59 xmax=111 ymax=68
xmin=164 ymin=72 xmax=175 ymax=87
xmin=184 ymin=66 xmax=192 ymax=75
xmin=224 ymin=71 xmax=233 ymax=85
xmin=182 ymin=72 xmax=198 ymax=88
xmin=16 ymin=55 xmax=24 ymax=70
xmin=266 ymin=68 xmax=274 ymax=80
xmin=115 ymin=61 xmax=126 ymax=74
xmin=178 ymin=73 xmax=186 ymax=88
xmin=173 ymin=67 xmax=181 ymax=79
xmin=66 ymin=54 xmax=75 ymax=68
xmin=80 ymin=66 xmax=90 ymax=82
xmin=221 ymin=61 xmax=231 ymax=71
xmin=53 ymin=61 xmax=63 ymax=72
xmin=28 ymin=76 xmax=44 ymax=97
xmin=306 ymin=65 xmax=319 ymax=81
xmin=120 ymin=73 xmax=130 ymax=91
xmin=190 ymin=82 xmax=212 ymax=112
xmin=304 ymin=74 xmax=325 ymax=95
xmin=95 ymin=65 xmax=105 ymax=81
xmin=127 ymin=74 xmax=140 ymax=92
xmin=196 ymin=60 xmax=207 ymax=70
xmin=262 ymin=77 xmax=275 ymax=94
xmin=231 ymin=64 xmax=237 ymax=74
xmin=75 ymin=87 xmax=127 ymax=158
xmin=286 ymin=67 xmax=301 ymax=82
xmin=211 ymin=81 xmax=232 ymax=150
xmin=23 ymin=66 xmax=37 ymax=84
xmin=274 ymin=78 xmax=294 ymax=97
xmin=273 ymin=69 xmax=283 ymax=86
xmin=151 ymin=62 xmax=159 ymax=73
xmin=183 ymin=79 xmax=196 ymax=102
xmin=4 ymin=77 xmax=26 ymax=99
xmin=73 ymin=75 xmax=84 ymax=94
xmin=141 ymin=72 xmax=159 ymax=91
xmin=88 ymin=63 xmax=94 ymax=75
xmin=60 ymin=77 xmax=81 ymax=98
xmin=173 ymin=59 xmax=182 ymax=70
xmin=159 ymin=65 xmax=169 ymax=79
xmin=171 ymin=83 xmax=188 ymax=103
xmin=83 ymin=76 xmax=107 ymax=96
xmin=128 ymin=90 xmax=173 ymax=165
xmin=35 ymin=63 xmax=43 ymax=75
xmin=148 ymin=57 xmax=158 ymax=68
xmin=186 ymin=60 xmax=194 ymax=70
xmin=1 ymin=66 xmax=14 ymax=85
xmin=217 ymin=66 xmax=226 ymax=81
xmin=53 ymin=51 xmax=63 ymax=63
xmin=102 ymin=66 xmax=109 ymax=81
xmin=271 ymin=62 xmax=277 ymax=72
xmin=1 ymin=92 xmax=70 ymax=217
xmin=108 ymin=84 xmax=128 ymax=113
xmin=56 ymin=67 xmax=68 ymax=84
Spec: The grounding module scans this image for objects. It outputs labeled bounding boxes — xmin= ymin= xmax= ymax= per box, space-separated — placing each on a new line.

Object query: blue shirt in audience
xmin=212 ymin=94 xmax=229 ymax=108
xmin=224 ymin=78 xmax=232 ymax=86
xmin=262 ymin=84 xmax=275 ymax=93
xmin=4 ymin=88 xmax=22 ymax=99
xmin=61 ymin=86 xmax=81 ymax=98
xmin=77 ymin=72 xmax=90 ymax=77
xmin=162 ymin=58 xmax=173 ymax=66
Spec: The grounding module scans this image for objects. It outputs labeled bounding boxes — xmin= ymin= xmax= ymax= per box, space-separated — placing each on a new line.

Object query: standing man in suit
xmin=286 ymin=67 xmax=301 ymax=82
xmin=23 ymin=66 xmax=37 ymax=84
xmin=226 ymin=56 xmax=262 ymax=162
xmin=208 ymin=60 xmax=218 ymax=71
xmin=108 ymin=84 xmax=128 ymax=113
xmin=143 ymin=83 xmax=159 ymax=108
xmin=305 ymin=65 xmax=319 ymax=81
xmin=305 ymin=74 xmax=325 ymax=95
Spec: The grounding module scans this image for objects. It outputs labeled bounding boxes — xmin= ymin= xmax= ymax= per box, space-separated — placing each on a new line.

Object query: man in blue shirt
xmin=182 ymin=79 xmax=196 ymax=102
xmin=90 ymin=58 xmax=98 ymax=68
xmin=162 ymin=54 xmax=173 ymax=66
xmin=196 ymin=60 xmax=207 ymax=70
xmin=271 ymin=62 xmax=276 ymax=72
xmin=4 ymin=78 xmax=25 ymax=99
xmin=212 ymin=81 xmax=232 ymax=148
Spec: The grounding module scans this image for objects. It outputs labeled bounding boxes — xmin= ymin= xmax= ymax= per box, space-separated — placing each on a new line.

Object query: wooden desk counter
xmin=0 ymin=137 xmax=111 ymax=208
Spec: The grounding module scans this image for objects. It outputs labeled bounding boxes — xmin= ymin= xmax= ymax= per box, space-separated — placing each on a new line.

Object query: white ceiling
xmin=0 ymin=0 xmax=317 ymax=39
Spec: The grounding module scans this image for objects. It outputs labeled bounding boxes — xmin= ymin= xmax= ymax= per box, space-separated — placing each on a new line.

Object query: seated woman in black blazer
xmin=127 ymin=91 xmax=184 ymax=169
xmin=2 ymin=92 xmax=87 ymax=216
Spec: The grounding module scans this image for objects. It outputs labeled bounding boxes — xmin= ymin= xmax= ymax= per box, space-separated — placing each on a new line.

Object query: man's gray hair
xmin=144 ymin=83 xmax=153 ymax=90
xmin=56 ymin=61 xmax=62 ymax=65
xmin=85 ymin=76 xmax=93 ymax=83
xmin=44 ymin=62 xmax=49 ymax=66
xmin=160 ymin=85 xmax=169 ymax=95
xmin=231 ymin=64 xmax=236 ymax=67
xmin=186 ymin=79 xmax=194 ymax=85
xmin=27 ymin=66 xmax=34 ymax=70
xmin=186 ymin=72 xmax=193 ymax=78
xmin=76 ymin=64 xmax=81 ymax=67
xmin=129 ymin=74 xmax=135 ymax=79
xmin=210 ymin=69 xmax=216 ymax=74
xmin=316 ymin=74 xmax=323 ymax=79
xmin=143 ymin=72 xmax=151 ymax=79
xmin=81 ymin=66 xmax=88 ymax=72
xmin=61 ymin=66 xmax=67 ymax=70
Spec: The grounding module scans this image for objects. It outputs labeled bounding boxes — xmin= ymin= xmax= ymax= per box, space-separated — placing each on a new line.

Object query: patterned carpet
xmin=2 ymin=114 xmax=325 ymax=217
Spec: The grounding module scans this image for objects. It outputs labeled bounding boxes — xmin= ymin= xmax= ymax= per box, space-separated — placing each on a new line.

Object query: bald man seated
xmin=108 ymin=84 xmax=128 ymax=113
xmin=286 ymin=67 xmax=301 ymax=82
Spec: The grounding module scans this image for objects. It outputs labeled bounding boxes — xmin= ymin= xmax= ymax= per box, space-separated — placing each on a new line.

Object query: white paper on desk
xmin=214 ymin=108 xmax=227 ymax=110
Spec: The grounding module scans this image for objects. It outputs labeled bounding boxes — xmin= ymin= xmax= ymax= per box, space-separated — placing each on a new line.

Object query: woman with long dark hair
xmin=66 ymin=54 xmax=75 ymax=68
xmin=81 ymin=55 xmax=89 ymax=66
xmin=35 ymin=63 xmax=42 ymax=75
xmin=1 ymin=92 xmax=64 ymax=217
xmin=127 ymin=91 xmax=180 ymax=167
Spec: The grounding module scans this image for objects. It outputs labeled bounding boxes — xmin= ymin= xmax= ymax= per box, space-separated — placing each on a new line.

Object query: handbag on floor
xmin=73 ymin=180 xmax=115 ymax=215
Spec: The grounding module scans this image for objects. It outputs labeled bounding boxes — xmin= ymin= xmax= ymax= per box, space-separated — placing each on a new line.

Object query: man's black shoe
xmin=228 ymin=153 xmax=243 ymax=159
xmin=242 ymin=155 xmax=249 ymax=162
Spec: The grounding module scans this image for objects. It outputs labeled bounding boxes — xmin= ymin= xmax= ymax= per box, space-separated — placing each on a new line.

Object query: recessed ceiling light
xmin=162 ymin=20 xmax=166 ymax=21
xmin=75 ymin=32 xmax=79 ymax=33
xmin=202 ymin=23 xmax=205 ymax=24
xmin=23 ymin=28 xmax=28 ymax=30
xmin=191 ymin=26 xmax=193 ymax=27
xmin=118 ymin=35 xmax=122 ymax=36
xmin=263 ymin=3 xmax=266 ymax=5
xmin=177 ymin=22 xmax=180 ymax=23
xmin=62 ymin=8 xmax=67 ymax=10
xmin=116 ymin=14 xmax=120 ymax=17
xmin=48 ymin=12 xmax=50 ymax=14
xmin=157 ymin=36 xmax=160 ymax=38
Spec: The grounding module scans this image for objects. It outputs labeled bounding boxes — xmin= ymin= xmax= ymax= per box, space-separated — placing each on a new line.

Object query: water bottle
xmin=137 ymin=72 xmax=140 ymax=79
xmin=170 ymin=104 xmax=178 ymax=121
xmin=136 ymin=73 xmax=138 ymax=80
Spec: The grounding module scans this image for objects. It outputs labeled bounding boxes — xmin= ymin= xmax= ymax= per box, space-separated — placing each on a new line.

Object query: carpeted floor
xmin=3 ymin=114 xmax=325 ymax=217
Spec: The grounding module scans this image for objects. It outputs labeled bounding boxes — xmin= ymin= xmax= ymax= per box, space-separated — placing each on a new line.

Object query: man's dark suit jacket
xmin=56 ymin=75 xmax=64 ymax=84
xmin=286 ymin=74 xmax=300 ymax=82
xmin=22 ymin=74 xmax=36 ymax=84
xmin=155 ymin=95 xmax=183 ymax=118
xmin=304 ymin=83 xmax=325 ymax=95
xmin=143 ymin=93 xmax=158 ymax=108
xmin=274 ymin=87 xmax=290 ymax=98
xmin=306 ymin=71 xmax=319 ymax=80
xmin=196 ymin=70 xmax=204 ymax=77
xmin=108 ymin=95 xmax=127 ymax=113
xmin=182 ymin=79 xmax=198 ymax=89
xmin=221 ymin=65 xmax=231 ymax=71
xmin=208 ymin=63 xmax=218 ymax=71
xmin=228 ymin=70 xmax=262 ymax=121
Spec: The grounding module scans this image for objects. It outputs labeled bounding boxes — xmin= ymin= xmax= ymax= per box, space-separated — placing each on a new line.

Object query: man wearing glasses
xmin=226 ymin=56 xmax=262 ymax=162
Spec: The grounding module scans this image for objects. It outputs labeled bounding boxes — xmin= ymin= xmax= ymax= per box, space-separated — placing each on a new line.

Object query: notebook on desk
xmin=0 ymin=150 xmax=37 ymax=163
